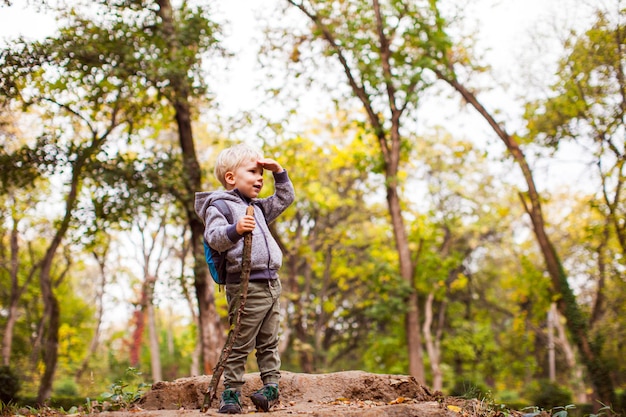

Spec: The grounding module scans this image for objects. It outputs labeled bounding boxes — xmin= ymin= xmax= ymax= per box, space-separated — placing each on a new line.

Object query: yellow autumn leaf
xmin=447 ymin=405 xmax=462 ymax=413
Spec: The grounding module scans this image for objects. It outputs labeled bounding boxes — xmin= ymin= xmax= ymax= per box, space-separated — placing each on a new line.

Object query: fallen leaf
xmin=389 ymin=397 xmax=407 ymax=405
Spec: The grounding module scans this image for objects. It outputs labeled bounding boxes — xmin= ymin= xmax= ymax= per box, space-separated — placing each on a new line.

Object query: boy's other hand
xmin=257 ymin=158 xmax=284 ymax=173
xmin=236 ymin=215 xmax=256 ymax=235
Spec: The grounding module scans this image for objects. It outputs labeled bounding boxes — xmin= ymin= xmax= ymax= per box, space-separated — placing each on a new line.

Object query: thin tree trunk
xmin=179 ymin=236 xmax=203 ymax=376
xmin=147 ymin=297 xmax=162 ymax=382
xmin=130 ymin=284 xmax=148 ymax=367
xmin=554 ymin=307 xmax=588 ymax=403
xmin=2 ymin=220 xmax=37 ymax=366
xmin=167 ymin=306 xmax=175 ymax=355
xmin=1 ymin=304 xmax=18 ymax=367
xmin=37 ymin=281 xmax=60 ymax=404
xmin=286 ymin=215 xmax=313 ymax=373
xmin=314 ymin=247 xmax=332 ymax=370
xmin=137 ymin=217 xmax=164 ymax=381
xmin=191 ymin=342 xmax=201 ymax=377
xmin=2 ymin=223 xmax=19 ymax=367
xmin=387 ymin=184 xmax=425 ymax=383
xmin=299 ymin=250 xmax=315 ymax=373
xmin=547 ymin=303 xmax=556 ymax=381
xmin=37 ymin=229 xmax=73 ymax=404
xmin=75 ymin=251 xmax=107 ymax=381
xmin=423 ymin=293 xmax=443 ymax=391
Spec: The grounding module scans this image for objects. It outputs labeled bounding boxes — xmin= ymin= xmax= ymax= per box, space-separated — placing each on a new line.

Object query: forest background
xmin=0 ymin=0 xmax=624 ymax=412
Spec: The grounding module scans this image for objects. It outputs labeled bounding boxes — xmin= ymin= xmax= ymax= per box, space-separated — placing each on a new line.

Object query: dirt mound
xmin=121 ymin=370 xmax=458 ymax=416
xmin=83 ymin=371 xmax=527 ymax=417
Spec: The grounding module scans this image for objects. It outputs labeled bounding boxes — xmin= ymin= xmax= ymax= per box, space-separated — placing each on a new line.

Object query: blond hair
xmin=214 ymin=143 xmax=263 ymax=188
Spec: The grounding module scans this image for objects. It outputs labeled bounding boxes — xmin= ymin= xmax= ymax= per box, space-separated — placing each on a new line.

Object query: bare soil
xmin=89 ymin=371 xmax=519 ymax=417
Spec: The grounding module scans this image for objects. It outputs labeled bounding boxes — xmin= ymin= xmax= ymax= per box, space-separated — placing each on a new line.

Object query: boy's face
xmin=225 ymin=159 xmax=264 ymax=198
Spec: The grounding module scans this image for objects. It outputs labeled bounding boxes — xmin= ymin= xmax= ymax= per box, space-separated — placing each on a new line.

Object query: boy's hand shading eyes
xmin=257 ymin=158 xmax=284 ymax=173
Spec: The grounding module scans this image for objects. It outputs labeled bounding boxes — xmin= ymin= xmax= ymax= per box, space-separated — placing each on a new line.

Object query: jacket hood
xmin=194 ymin=190 xmax=242 ymax=220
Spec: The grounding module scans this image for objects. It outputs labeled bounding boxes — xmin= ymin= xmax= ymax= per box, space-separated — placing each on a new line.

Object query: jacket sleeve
xmin=204 ymin=205 xmax=243 ymax=252
xmin=257 ymin=170 xmax=295 ymax=224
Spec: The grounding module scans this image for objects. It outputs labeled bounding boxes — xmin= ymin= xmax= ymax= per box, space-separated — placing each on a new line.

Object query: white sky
xmin=0 ymin=0 xmax=580 ymax=121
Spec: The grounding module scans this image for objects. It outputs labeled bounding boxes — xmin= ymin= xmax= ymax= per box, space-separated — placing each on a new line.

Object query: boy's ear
xmin=224 ymin=171 xmax=236 ymax=186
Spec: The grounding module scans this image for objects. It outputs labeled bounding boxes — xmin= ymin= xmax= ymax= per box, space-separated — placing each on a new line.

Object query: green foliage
xmin=0 ymin=400 xmax=22 ymax=416
xmin=53 ymin=378 xmax=79 ymax=397
xmin=362 ymin=318 xmax=408 ymax=374
xmin=525 ymin=11 xmax=623 ymax=147
xmin=0 ymin=366 xmax=20 ymax=404
xmin=96 ymin=368 xmax=148 ymax=411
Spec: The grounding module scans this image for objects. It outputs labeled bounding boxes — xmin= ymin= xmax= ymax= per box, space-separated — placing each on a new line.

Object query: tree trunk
xmin=130 ymin=287 xmax=147 ymax=367
xmin=313 ymin=248 xmax=332 ymax=370
xmin=193 ymin=227 xmax=222 ymax=374
xmin=547 ymin=303 xmax=556 ymax=382
xmin=76 ymin=251 xmax=106 ymax=381
xmin=2 ymin=304 xmax=18 ymax=367
xmin=36 ymin=204 xmax=75 ymax=403
xmin=387 ymin=174 xmax=425 ymax=383
xmin=179 ymin=241 xmax=202 ymax=377
xmin=423 ymin=293 xmax=443 ymax=391
xmin=155 ymin=0 xmax=222 ymax=375
xmin=37 ymin=279 xmax=60 ymax=404
xmin=373 ymin=1 xmax=424 ymax=379
xmin=144 ymin=271 xmax=162 ymax=382
xmin=554 ymin=306 xmax=588 ymax=403
xmin=3 ymin=212 xmax=38 ymax=367
xmin=147 ymin=299 xmax=162 ymax=382
xmin=297 ymin=263 xmax=314 ymax=373
xmin=172 ymin=77 xmax=221 ymax=373
xmin=439 ymin=72 xmax=616 ymax=406
xmin=36 ymin=146 xmax=90 ymax=403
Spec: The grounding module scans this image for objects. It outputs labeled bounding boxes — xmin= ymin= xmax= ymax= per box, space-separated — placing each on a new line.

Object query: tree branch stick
xmin=202 ymin=205 xmax=254 ymax=411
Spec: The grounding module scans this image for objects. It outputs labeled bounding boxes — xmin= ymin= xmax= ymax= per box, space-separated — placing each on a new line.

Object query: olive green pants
xmin=223 ymin=279 xmax=282 ymax=391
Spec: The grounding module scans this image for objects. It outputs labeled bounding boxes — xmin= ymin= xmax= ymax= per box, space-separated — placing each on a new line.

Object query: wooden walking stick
xmin=202 ymin=205 xmax=255 ymax=411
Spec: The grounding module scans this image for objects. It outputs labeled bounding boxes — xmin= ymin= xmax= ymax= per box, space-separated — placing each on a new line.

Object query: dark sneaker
xmin=250 ymin=383 xmax=279 ymax=412
xmin=218 ymin=389 xmax=242 ymax=414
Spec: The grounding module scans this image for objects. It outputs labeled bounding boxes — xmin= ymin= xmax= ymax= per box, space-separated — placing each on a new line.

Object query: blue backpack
xmin=203 ymin=200 xmax=233 ymax=285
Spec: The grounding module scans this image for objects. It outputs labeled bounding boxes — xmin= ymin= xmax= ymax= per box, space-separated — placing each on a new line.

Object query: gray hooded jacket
xmin=194 ymin=170 xmax=295 ymax=283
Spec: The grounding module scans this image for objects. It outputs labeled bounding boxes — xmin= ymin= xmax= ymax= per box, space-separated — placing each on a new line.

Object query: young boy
xmin=194 ymin=143 xmax=295 ymax=414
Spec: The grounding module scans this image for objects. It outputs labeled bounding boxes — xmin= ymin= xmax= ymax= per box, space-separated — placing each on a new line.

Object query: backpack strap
xmin=208 ymin=199 xmax=234 ymax=289
xmin=211 ymin=199 xmax=233 ymax=224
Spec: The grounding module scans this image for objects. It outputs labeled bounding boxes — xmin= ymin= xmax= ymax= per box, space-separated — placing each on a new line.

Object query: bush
xmin=48 ymin=396 xmax=86 ymax=411
xmin=0 ymin=366 xmax=20 ymax=404
xmin=17 ymin=396 xmax=85 ymax=411
xmin=54 ymin=379 xmax=79 ymax=397
xmin=528 ymin=379 xmax=572 ymax=410
xmin=617 ymin=390 xmax=626 ymax=414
